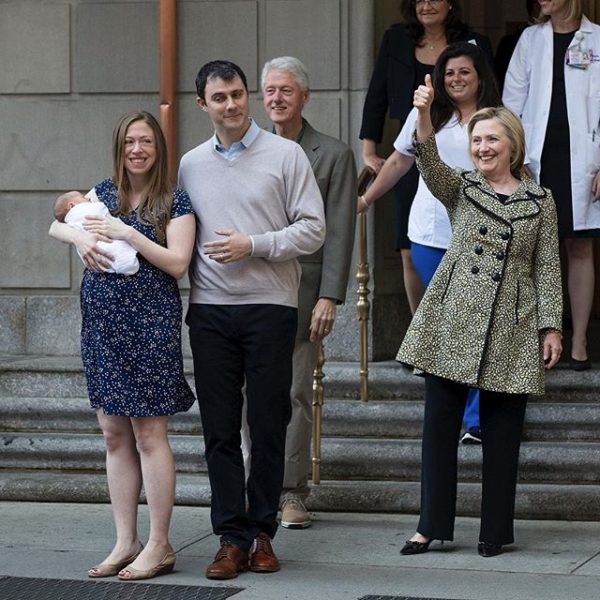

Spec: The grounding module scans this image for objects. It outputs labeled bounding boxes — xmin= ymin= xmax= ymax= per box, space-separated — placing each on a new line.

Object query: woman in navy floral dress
xmin=49 ymin=111 xmax=196 ymax=581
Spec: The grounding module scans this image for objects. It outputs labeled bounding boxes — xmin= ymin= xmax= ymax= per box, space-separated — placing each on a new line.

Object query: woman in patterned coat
xmin=397 ymin=76 xmax=563 ymax=558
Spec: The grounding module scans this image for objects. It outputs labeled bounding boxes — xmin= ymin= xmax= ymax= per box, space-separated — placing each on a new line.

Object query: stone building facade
xmin=1 ymin=0 xmax=597 ymax=360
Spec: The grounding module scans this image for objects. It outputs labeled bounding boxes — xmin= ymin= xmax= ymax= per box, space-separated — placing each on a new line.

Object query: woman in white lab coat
xmin=503 ymin=0 xmax=600 ymax=370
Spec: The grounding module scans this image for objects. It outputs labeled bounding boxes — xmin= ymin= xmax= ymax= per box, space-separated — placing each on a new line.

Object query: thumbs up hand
xmin=414 ymin=74 xmax=434 ymax=113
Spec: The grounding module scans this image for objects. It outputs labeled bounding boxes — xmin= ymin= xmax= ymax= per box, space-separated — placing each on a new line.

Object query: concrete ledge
xmin=0 ymin=432 xmax=206 ymax=473
xmin=0 ymin=472 xmax=598 ymax=521
xmin=2 ymin=431 xmax=599 ymax=484
xmin=0 ymin=471 xmax=211 ymax=505
xmin=3 ymin=355 xmax=600 ymax=403
xmin=0 ymin=397 xmax=201 ymax=434
xmin=0 ymin=356 xmax=196 ymax=398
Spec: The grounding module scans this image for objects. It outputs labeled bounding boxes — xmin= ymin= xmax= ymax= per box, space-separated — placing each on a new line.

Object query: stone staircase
xmin=1 ymin=354 xmax=599 ymax=520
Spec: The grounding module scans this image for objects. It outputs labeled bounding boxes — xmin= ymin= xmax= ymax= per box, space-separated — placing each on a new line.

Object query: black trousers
xmin=418 ymin=374 xmax=527 ymax=545
xmin=186 ymin=303 xmax=297 ymax=551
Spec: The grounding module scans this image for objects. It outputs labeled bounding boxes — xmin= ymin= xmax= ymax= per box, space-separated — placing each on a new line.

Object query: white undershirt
xmin=394 ymin=107 xmax=473 ymax=250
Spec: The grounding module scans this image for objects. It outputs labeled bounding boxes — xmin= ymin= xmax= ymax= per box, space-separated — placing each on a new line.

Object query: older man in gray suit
xmin=261 ymin=56 xmax=357 ymax=528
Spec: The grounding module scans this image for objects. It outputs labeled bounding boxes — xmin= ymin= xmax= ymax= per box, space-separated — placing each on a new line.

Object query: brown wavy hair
xmin=111 ymin=111 xmax=172 ymax=243
xmin=431 ymin=42 xmax=501 ymax=131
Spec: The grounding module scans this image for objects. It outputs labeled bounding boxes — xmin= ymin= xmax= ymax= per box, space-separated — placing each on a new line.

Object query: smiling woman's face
xmin=123 ymin=120 xmax=157 ymax=180
xmin=444 ymin=55 xmax=479 ymax=106
xmin=470 ymin=118 xmax=513 ymax=180
xmin=414 ymin=0 xmax=451 ymax=29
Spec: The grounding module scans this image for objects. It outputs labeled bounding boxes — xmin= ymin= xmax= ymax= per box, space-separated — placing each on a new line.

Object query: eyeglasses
xmin=415 ymin=0 xmax=445 ymax=6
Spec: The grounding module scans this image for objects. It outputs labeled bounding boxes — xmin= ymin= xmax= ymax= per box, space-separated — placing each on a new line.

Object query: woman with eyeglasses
xmin=360 ymin=0 xmax=493 ymax=314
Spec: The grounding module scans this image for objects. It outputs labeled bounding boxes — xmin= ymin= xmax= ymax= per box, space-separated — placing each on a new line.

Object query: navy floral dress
xmin=80 ymin=178 xmax=196 ymax=416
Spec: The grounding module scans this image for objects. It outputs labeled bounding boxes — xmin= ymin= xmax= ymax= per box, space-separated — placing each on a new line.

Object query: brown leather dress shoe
xmin=249 ymin=532 xmax=280 ymax=573
xmin=205 ymin=541 xmax=249 ymax=580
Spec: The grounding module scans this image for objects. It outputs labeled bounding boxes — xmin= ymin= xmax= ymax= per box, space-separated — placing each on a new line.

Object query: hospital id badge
xmin=567 ymin=48 xmax=590 ymax=68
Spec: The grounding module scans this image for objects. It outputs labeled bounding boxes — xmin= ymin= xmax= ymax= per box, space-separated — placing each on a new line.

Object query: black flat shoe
xmin=400 ymin=538 xmax=433 ymax=555
xmin=570 ymin=357 xmax=591 ymax=371
xmin=478 ymin=542 xmax=502 ymax=557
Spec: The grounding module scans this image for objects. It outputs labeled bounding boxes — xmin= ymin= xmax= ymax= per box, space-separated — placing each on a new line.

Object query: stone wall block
xmin=0 ymin=297 xmax=27 ymax=354
xmin=0 ymin=4 xmax=70 ymax=94
xmin=179 ymin=1 xmax=259 ymax=92
xmin=264 ymin=0 xmax=341 ymax=90
xmin=75 ymin=3 xmax=159 ymax=92
xmin=1 ymin=97 xmax=158 ymax=190
xmin=0 ymin=194 xmax=71 ymax=288
xmin=26 ymin=297 xmax=81 ymax=356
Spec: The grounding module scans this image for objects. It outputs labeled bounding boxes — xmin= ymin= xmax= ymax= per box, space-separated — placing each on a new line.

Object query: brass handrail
xmin=356 ymin=167 xmax=376 ymax=402
xmin=312 ymin=167 xmax=375 ymax=482
xmin=311 ymin=342 xmax=325 ymax=484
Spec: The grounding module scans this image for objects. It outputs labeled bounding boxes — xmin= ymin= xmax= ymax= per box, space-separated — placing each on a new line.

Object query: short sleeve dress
xmin=80 ymin=178 xmax=196 ymax=417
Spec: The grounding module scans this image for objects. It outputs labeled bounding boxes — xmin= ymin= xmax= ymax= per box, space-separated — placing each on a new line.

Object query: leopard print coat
xmin=397 ymin=133 xmax=562 ymax=395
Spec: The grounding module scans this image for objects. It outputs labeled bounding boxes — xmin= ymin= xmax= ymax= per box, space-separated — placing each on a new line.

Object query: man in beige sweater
xmin=179 ymin=60 xmax=325 ymax=581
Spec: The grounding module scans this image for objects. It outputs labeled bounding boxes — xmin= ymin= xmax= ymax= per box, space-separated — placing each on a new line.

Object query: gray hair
xmin=261 ymin=56 xmax=310 ymax=90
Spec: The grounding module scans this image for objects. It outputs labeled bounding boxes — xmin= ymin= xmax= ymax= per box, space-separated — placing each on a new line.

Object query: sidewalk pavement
xmin=1 ymin=502 xmax=599 ymax=600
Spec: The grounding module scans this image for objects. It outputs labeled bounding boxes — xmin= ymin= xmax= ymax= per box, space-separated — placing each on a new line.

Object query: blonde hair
xmin=537 ymin=0 xmax=583 ymax=23
xmin=467 ymin=107 xmax=526 ymax=179
xmin=112 ymin=111 xmax=172 ymax=243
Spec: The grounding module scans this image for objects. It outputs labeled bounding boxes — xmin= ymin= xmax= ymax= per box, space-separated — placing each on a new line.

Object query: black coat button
xmin=474 ymin=245 xmax=483 ymax=255
xmin=501 ymin=232 xmax=510 ymax=240
xmin=471 ymin=266 xmax=480 ymax=274
xmin=479 ymin=226 xmax=488 ymax=235
xmin=496 ymin=252 xmax=505 ymax=260
xmin=492 ymin=273 xmax=501 ymax=282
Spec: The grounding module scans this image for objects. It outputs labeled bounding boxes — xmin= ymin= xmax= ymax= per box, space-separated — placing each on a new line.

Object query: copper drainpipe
xmin=159 ymin=0 xmax=177 ymax=184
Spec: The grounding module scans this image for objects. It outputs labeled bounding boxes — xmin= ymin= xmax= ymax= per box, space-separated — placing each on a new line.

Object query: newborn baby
xmin=53 ymin=190 xmax=139 ymax=275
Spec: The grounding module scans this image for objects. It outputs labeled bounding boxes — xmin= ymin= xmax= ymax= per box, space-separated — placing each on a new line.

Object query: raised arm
xmin=414 ymin=74 xmax=435 ymax=143
xmin=412 ymin=74 xmax=462 ymax=208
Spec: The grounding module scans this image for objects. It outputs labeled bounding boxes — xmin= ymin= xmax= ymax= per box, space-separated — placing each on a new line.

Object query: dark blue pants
xmin=186 ymin=303 xmax=297 ymax=551
xmin=418 ymin=374 xmax=527 ymax=545
xmin=411 ymin=241 xmax=480 ymax=429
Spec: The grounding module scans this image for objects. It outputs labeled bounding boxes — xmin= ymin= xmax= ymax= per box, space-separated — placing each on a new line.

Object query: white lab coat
xmin=503 ymin=16 xmax=600 ymax=231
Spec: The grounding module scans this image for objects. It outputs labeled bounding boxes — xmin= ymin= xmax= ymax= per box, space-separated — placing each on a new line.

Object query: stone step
xmin=0 ymin=470 xmax=597 ymax=521
xmin=0 ymin=356 xmax=195 ymax=399
xmin=323 ymin=361 xmax=600 ymax=403
xmin=324 ymin=398 xmax=600 ymax=442
xmin=2 ymin=431 xmax=599 ymax=485
xmin=2 ymin=356 xmax=600 ymax=403
xmin=3 ymin=396 xmax=600 ymax=442
xmin=0 ymin=397 xmax=202 ymax=434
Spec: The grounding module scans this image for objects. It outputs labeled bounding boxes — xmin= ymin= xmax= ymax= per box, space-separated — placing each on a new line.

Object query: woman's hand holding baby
xmin=83 ymin=215 xmax=132 ymax=241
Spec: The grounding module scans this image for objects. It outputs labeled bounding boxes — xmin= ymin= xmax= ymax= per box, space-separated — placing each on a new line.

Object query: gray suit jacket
xmin=296 ymin=120 xmax=357 ymax=340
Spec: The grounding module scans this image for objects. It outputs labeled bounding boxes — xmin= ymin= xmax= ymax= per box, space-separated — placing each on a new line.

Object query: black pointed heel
xmin=400 ymin=538 xmax=433 ymax=555
xmin=478 ymin=542 xmax=502 ymax=557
